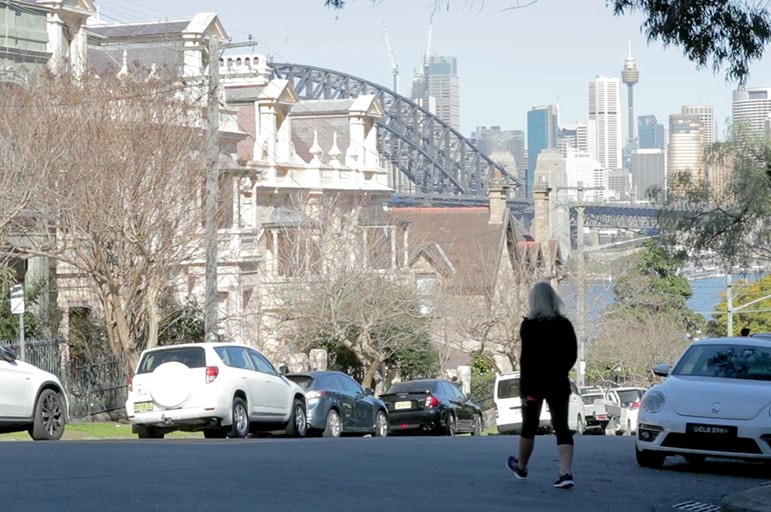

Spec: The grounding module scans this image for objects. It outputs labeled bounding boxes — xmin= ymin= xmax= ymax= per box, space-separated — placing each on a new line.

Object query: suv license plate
xmin=686 ymin=423 xmax=737 ymax=436
xmin=134 ymin=401 xmax=153 ymax=413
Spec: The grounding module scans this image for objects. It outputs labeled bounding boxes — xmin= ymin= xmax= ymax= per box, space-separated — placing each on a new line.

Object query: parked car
xmin=494 ymin=372 xmax=586 ymax=435
xmin=126 ymin=343 xmax=307 ymax=439
xmin=636 ymin=336 xmax=771 ymax=468
xmin=285 ymin=371 xmax=389 ymax=437
xmin=379 ymin=379 xmax=483 ymax=436
xmin=581 ymin=387 xmax=625 ymax=435
xmin=0 ymin=345 xmax=68 ymax=440
xmin=614 ymin=387 xmax=647 ymax=435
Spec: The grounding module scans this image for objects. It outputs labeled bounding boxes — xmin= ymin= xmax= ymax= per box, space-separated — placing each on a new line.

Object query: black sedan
xmin=286 ymin=371 xmax=389 ymax=437
xmin=379 ymin=379 xmax=483 ymax=436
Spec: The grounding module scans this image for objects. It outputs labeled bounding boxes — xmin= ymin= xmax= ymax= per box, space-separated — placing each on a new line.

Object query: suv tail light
xmin=128 ymin=375 xmax=133 ymax=392
xmin=494 ymin=402 xmax=498 ymax=418
xmin=424 ymin=395 xmax=440 ymax=408
xmin=205 ymin=366 xmax=219 ymax=384
xmin=631 ymin=400 xmax=640 ymax=410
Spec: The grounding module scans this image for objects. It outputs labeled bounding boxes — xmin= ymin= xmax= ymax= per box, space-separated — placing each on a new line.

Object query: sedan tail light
xmin=306 ymin=390 xmax=326 ymax=400
xmin=424 ymin=395 xmax=440 ymax=408
xmin=205 ymin=366 xmax=219 ymax=384
xmin=631 ymin=400 xmax=640 ymax=409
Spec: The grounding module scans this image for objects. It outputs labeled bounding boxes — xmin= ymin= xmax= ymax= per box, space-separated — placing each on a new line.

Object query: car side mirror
xmin=0 ymin=346 xmax=17 ymax=363
xmin=652 ymin=364 xmax=670 ymax=377
xmin=279 ymin=365 xmax=289 ymax=375
xmin=364 ymin=387 xmax=374 ymax=396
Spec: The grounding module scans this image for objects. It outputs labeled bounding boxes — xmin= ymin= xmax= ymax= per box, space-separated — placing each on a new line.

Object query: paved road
xmin=0 ymin=436 xmax=769 ymax=512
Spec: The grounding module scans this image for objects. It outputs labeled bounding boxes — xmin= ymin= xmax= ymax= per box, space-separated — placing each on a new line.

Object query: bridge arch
xmin=271 ymin=63 xmax=521 ymax=198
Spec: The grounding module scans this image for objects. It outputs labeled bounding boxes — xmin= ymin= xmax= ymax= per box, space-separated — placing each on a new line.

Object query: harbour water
xmin=560 ymin=274 xmax=766 ymax=327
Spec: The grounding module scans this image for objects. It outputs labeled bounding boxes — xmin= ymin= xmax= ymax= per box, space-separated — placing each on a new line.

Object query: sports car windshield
xmin=672 ymin=344 xmax=771 ymax=381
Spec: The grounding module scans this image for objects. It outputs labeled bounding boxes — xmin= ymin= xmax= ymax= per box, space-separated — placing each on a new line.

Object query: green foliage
xmin=157 ymin=296 xmax=205 ymax=346
xmin=660 ymin=139 xmax=771 ymax=266
xmin=0 ymin=267 xmax=44 ymax=340
xmin=611 ymin=0 xmax=771 ymax=83
xmin=325 ymin=1 xmax=770 ymax=83
xmin=387 ymin=333 xmax=440 ymax=381
xmin=469 ymin=351 xmax=496 ymax=409
xmin=712 ymin=274 xmax=771 ymax=336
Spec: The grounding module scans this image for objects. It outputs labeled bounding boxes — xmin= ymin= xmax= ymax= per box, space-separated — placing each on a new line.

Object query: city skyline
xmin=94 ymin=0 xmax=771 ymax=141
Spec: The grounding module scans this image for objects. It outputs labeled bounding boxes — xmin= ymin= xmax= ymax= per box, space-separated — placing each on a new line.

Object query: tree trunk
xmin=145 ymin=280 xmax=160 ymax=350
xmin=362 ymin=360 xmax=381 ymax=389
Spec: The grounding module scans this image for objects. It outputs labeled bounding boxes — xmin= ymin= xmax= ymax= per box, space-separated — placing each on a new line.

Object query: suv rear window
xmin=496 ymin=378 xmax=520 ymax=399
xmin=286 ymin=375 xmax=314 ymax=390
xmin=137 ymin=347 xmax=206 ymax=374
xmin=387 ymin=381 xmax=437 ymax=394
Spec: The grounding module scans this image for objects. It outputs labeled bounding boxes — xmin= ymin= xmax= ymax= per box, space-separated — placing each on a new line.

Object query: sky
xmin=94 ymin=0 xmax=771 ymax=141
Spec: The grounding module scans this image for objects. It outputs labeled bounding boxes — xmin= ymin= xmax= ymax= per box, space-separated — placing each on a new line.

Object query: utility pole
xmin=204 ymin=38 xmax=260 ymax=343
xmin=726 ymin=273 xmax=733 ymax=337
xmin=204 ymin=35 xmax=221 ymax=343
xmin=575 ymin=206 xmax=586 ymax=388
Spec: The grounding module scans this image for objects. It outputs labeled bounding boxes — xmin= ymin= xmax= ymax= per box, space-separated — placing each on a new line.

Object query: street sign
xmin=10 ymin=284 xmax=24 ymax=315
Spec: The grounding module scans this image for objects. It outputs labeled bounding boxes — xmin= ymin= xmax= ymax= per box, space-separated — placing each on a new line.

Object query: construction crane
xmin=423 ymin=12 xmax=434 ymax=68
xmin=382 ymin=23 xmax=399 ymax=93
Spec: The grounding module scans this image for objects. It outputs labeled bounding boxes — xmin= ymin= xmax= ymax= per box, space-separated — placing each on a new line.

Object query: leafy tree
xmin=711 ymin=274 xmax=771 ymax=336
xmin=0 ymin=266 xmax=43 ymax=340
xmin=587 ymin=241 xmax=706 ymax=385
xmin=660 ymin=138 xmax=771 ymax=266
xmin=323 ymin=0 xmax=771 ymax=83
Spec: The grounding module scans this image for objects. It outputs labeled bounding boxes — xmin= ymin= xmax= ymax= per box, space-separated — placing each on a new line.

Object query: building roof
xmin=87 ymin=20 xmax=192 ymax=40
xmin=390 ymin=207 xmax=529 ymax=297
xmin=291 ymin=99 xmax=357 ymax=116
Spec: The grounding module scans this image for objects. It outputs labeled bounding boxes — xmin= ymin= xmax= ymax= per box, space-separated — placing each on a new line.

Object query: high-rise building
xmin=576 ymin=120 xmax=598 ymax=160
xmin=588 ymin=75 xmax=623 ymax=170
xmin=630 ymin=148 xmax=666 ymax=200
xmin=558 ymin=126 xmax=578 ymax=157
xmin=732 ymin=87 xmax=771 ymax=140
xmin=533 ymin=149 xmax=567 ymax=190
xmin=565 ymin=149 xmax=607 ymax=201
xmin=608 ymin=169 xmax=630 ymax=200
xmin=475 ymin=126 xmax=526 ymax=174
xmin=526 ymin=105 xmax=559 ymax=196
xmin=682 ymin=105 xmax=716 ymax=145
xmin=668 ymin=114 xmax=705 ymax=187
xmin=415 ymin=55 xmax=460 ymax=131
xmin=621 ymin=43 xmax=639 ymax=143
xmin=638 ymin=115 xmax=666 ymax=150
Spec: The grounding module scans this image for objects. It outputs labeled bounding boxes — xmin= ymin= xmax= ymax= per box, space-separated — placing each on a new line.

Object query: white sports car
xmin=636 ymin=336 xmax=771 ymax=467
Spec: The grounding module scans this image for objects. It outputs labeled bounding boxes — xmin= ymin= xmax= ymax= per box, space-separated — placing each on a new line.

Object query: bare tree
xmin=9 ymin=75 xmax=208 ymax=369
xmin=0 ymin=81 xmax=71 ymax=247
xmin=266 ymin=194 xmax=432 ymax=388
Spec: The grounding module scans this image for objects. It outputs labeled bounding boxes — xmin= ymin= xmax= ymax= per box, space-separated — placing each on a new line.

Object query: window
xmin=496 ymin=378 xmax=520 ymax=399
xmin=214 ymin=346 xmax=255 ymax=370
xmin=673 ymin=344 xmax=771 ymax=381
xmin=138 ymin=347 xmax=206 ymax=374
xmin=247 ymin=349 xmax=278 ymax=375
xmin=387 ymin=380 xmax=437 ymax=394
xmin=337 ymin=373 xmax=363 ymax=395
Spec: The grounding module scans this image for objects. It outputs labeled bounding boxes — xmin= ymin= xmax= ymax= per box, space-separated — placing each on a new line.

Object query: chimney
xmin=487 ymin=178 xmax=509 ymax=224
xmin=531 ymin=182 xmax=552 ymax=241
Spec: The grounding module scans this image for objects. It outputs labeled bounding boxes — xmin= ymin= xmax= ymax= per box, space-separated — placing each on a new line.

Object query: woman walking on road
xmin=507 ymin=281 xmax=578 ymax=489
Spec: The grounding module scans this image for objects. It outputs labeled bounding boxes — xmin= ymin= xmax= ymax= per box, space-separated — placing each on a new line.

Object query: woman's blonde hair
xmin=527 ymin=281 xmax=564 ymax=319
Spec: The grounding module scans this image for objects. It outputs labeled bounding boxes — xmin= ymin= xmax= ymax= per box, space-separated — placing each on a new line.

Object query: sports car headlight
xmin=643 ymin=391 xmax=665 ymax=413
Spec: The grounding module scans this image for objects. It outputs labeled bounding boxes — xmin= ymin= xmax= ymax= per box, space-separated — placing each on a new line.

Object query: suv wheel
xmin=285 ymin=398 xmax=307 ymax=438
xmin=228 ymin=397 xmax=249 ymax=438
xmin=30 ymin=389 xmax=65 ymax=441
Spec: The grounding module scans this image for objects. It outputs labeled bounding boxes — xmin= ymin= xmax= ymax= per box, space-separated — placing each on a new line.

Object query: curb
xmin=722 ymin=483 xmax=771 ymax=512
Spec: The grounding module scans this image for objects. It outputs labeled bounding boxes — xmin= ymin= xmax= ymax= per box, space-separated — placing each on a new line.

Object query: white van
xmin=494 ymin=372 xmax=586 ymax=435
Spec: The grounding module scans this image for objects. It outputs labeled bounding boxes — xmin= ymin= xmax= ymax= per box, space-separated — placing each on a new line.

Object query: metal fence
xmin=1 ymin=338 xmax=128 ymax=419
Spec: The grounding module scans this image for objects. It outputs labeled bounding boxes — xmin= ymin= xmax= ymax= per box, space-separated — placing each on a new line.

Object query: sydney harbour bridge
xmin=271 ymin=63 xmax=659 ymax=236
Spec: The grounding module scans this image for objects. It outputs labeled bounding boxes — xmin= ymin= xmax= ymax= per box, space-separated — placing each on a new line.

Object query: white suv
xmin=0 ymin=346 xmax=68 ymax=440
xmin=126 ymin=343 xmax=308 ymax=439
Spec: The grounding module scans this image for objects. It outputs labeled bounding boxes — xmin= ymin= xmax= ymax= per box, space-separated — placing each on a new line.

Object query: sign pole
xmin=10 ymin=284 xmax=25 ymax=360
